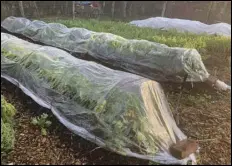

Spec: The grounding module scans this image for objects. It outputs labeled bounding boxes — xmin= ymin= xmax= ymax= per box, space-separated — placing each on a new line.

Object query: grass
xmin=44 ymin=18 xmax=231 ymax=58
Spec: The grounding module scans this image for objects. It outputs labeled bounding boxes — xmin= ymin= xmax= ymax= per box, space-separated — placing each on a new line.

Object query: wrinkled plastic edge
xmin=215 ymin=80 xmax=231 ymax=91
xmin=1 ymin=73 xmax=195 ymax=165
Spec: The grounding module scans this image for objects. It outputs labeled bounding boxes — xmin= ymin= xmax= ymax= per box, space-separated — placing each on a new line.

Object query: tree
xmin=72 ymin=1 xmax=75 ymax=20
xmin=128 ymin=2 xmax=133 ymax=17
xmin=102 ymin=1 xmax=106 ymax=13
xmin=65 ymin=1 xmax=69 ymax=15
xmin=219 ymin=1 xmax=229 ymax=21
xmin=206 ymin=1 xmax=213 ymax=24
xmin=19 ymin=1 xmax=25 ymax=17
xmin=161 ymin=1 xmax=168 ymax=17
xmin=111 ymin=1 xmax=115 ymax=18
xmin=33 ymin=1 xmax=40 ymax=18
xmin=122 ymin=1 xmax=127 ymax=18
xmin=141 ymin=4 xmax=145 ymax=15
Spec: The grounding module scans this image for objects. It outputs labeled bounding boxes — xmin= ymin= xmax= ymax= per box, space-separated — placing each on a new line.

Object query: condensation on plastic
xmin=1 ymin=16 xmax=210 ymax=83
xmin=1 ymin=33 xmax=197 ymax=165
xmin=130 ymin=17 xmax=231 ymax=37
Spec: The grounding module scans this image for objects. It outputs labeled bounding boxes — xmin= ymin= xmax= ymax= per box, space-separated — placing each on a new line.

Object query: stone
xmin=169 ymin=139 xmax=198 ymax=160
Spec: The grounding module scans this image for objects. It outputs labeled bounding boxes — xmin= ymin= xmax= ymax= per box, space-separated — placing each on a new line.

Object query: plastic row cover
xmin=1 ymin=16 xmax=210 ymax=83
xmin=130 ymin=17 xmax=231 ymax=37
xmin=1 ymin=33 xmax=196 ymax=164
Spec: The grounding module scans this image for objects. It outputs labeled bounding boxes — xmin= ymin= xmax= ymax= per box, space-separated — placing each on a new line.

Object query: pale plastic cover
xmin=1 ymin=16 xmax=210 ymax=83
xmin=1 ymin=33 xmax=197 ymax=165
xmin=130 ymin=17 xmax=231 ymax=37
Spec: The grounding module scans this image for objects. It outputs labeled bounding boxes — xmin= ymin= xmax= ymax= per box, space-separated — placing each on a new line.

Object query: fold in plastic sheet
xmin=1 ymin=16 xmax=210 ymax=83
xmin=1 ymin=33 xmax=196 ymax=165
xmin=130 ymin=17 xmax=231 ymax=37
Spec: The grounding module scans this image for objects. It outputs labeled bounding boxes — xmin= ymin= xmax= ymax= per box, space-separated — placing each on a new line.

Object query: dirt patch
xmin=162 ymin=56 xmax=231 ymax=165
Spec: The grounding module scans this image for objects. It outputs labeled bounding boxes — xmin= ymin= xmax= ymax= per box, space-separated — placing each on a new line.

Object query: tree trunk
xmin=206 ymin=1 xmax=213 ymax=24
xmin=72 ymin=1 xmax=75 ymax=20
xmin=122 ymin=1 xmax=127 ymax=18
xmin=33 ymin=1 xmax=40 ymax=18
xmin=220 ymin=1 xmax=228 ymax=14
xmin=11 ymin=3 xmax=15 ymax=16
xmin=103 ymin=1 xmax=106 ymax=10
xmin=212 ymin=1 xmax=217 ymax=11
xmin=53 ymin=1 xmax=56 ymax=10
xmin=111 ymin=1 xmax=115 ymax=18
xmin=19 ymin=1 xmax=25 ymax=17
xmin=128 ymin=3 xmax=133 ymax=17
xmin=65 ymin=1 xmax=69 ymax=15
xmin=161 ymin=1 xmax=168 ymax=17
xmin=219 ymin=1 xmax=228 ymax=21
xmin=141 ymin=5 xmax=145 ymax=15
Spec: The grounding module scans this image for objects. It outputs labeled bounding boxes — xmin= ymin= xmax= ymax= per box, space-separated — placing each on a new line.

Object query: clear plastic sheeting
xmin=1 ymin=33 xmax=197 ymax=165
xmin=1 ymin=16 xmax=210 ymax=83
xmin=130 ymin=17 xmax=231 ymax=37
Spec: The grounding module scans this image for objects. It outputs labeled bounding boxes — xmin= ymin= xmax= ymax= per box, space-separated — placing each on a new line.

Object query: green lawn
xmin=44 ymin=18 xmax=231 ymax=58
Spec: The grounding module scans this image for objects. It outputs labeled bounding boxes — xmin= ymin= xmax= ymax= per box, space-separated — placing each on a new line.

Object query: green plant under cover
xmin=44 ymin=18 xmax=231 ymax=58
xmin=1 ymin=17 xmax=215 ymax=83
xmin=1 ymin=34 xmax=181 ymax=163
xmin=1 ymin=46 xmax=155 ymax=155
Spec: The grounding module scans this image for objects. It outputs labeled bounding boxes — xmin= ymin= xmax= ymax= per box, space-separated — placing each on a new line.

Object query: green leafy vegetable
xmin=31 ymin=113 xmax=52 ymax=136
xmin=1 ymin=95 xmax=17 ymax=154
